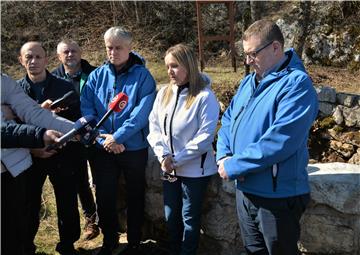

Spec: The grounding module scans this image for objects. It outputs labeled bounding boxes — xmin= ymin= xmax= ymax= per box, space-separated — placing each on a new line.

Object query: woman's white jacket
xmin=147 ymin=79 xmax=220 ymax=178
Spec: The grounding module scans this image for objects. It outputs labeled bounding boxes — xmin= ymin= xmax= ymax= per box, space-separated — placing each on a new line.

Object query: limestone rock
xmin=329 ymin=140 xmax=355 ymax=158
xmin=316 ymin=86 xmax=337 ymax=103
xmin=336 ymin=92 xmax=356 ymax=107
xmin=318 ymin=102 xmax=335 ymax=116
xmin=349 ymin=148 xmax=360 ymax=165
xmin=332 ymin=105 xmax=344 ymax=124
xmin=307 ymin=163 xmax=360 ymax=214
xmin=342 ymin=106 xmax=360 ymax=127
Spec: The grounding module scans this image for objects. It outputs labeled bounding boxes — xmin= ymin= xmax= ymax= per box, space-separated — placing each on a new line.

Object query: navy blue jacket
xmin=1 ymin=122 xmax=45 ymax=148
xmin=17 ymin=71 xmax=82 ymax=167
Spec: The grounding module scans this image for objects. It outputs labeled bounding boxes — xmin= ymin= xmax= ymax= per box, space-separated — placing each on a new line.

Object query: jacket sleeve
xmin=224 ymin=76 xmax=319 ymax=180
xmin=172 ymin=91 xmax=220 ymax=167
xmin=1 ymin=122 xmax=46 ymax=148
xmin=147 ymin=88 xmax=171 ymax=162
xmin=216 ymin=96 xmax=236 ymax=162
xmin=112 ymin=70 xmax=156 ymax=144
xmin=1 ymin=74 xmax=74 ymax=133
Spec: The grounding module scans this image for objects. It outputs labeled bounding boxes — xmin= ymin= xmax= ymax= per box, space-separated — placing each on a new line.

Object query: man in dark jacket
xmin=52 ymin=39 xmax=99 ymax=241
xmin=18 ymin=41 xmax=81 ymax=255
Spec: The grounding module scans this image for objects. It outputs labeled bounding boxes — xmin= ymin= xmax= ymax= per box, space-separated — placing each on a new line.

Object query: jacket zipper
xmin=168 ymin=88 xmax=182 ymax=176
xmin=163 ymin=114 xmax=168 ymax=136
xmin=169 ymin=88 xmax=182 ymax=154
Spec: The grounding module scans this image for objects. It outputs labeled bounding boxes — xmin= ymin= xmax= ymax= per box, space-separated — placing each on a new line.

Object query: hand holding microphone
xmin=82 ymin=92 xmax=129 ymax=147
xmin=45 ymin=115 xmax=97 ymax=151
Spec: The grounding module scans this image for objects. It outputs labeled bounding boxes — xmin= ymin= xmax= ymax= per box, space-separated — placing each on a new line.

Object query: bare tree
xmin=293 ymin=0 xmax=311 ymax=58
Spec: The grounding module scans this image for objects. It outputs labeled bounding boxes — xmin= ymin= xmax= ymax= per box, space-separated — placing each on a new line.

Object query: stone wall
xmin=141 ymin=87 xmax=360 ymax=254
xmin=311 ymin=86 xmax=360 ymax=164
xmin=143 ymin=156 xmax=360 ymax=255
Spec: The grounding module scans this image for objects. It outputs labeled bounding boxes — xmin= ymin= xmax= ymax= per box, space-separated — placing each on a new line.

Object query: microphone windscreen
xmin=108 ymin=92 xmax=128 ymax=112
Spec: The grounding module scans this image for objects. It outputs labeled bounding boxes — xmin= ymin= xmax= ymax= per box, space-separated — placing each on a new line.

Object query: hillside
xmin=1 ymin=1 xmax=359 ymax=96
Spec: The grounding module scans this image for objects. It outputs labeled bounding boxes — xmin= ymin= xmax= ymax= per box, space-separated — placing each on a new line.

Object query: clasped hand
xmin=99 ymin=134 xmax=125 ymax=154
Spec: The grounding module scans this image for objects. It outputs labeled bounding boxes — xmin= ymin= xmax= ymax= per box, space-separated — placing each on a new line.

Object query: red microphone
xmin=95 ymin=92 xmax=128 ymax=129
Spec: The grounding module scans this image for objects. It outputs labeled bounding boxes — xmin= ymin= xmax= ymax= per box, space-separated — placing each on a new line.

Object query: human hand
xmin=100 ymin=134 xmax=125 ymax=154
xmin=30 ymin=148 xmax=57 ymax=158
xmin=1 ymin=104 xmax=16 ymax=120
xmin=43 ymin=130 xmax=63 ymax=146
xmin=41 ymin=99 xmax=68 ymax=113
xmin=161 ymin=155 xmax=175 ymax=173
xmin=218 ymin=160 xmax=229 ymax=180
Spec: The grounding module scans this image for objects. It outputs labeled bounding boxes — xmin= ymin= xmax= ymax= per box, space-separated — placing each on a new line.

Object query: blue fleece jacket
xmin=80 ymin=52 xmax=156 ymax=151
xmin=216 ymin=48 xmax=319 ymax=198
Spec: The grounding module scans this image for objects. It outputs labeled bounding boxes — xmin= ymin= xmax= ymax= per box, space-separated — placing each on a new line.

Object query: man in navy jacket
xmin=52 ymin=39 xmax=99 ymax=241
xmin=18 ymin=41 xmax=81 ymax=255
xmin=216 ymin=20 xmax=318 ymax=255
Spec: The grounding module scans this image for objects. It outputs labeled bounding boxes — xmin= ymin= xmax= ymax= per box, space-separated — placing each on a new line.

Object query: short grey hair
xmin=104 ymin=26 xmax=132 ymax=45
xmin=56 ymin=39 xmax=80 ymax=54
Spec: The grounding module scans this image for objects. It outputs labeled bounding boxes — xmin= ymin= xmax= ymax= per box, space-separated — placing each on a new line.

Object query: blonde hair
xmin=162 ymin=44 xmax=206 ymax=109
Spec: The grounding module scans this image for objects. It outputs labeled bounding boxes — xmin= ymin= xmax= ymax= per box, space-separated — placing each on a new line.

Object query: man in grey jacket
xmin=1 ymin=73 xmax=74 ymax=255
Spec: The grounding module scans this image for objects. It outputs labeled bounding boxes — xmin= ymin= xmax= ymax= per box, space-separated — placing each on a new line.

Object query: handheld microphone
xmin=50 ymin=90 xmax=78 ymax=109
xmin=46 ymin=115 xmax=97 ymax=151
xmin=95 ymin=92 xmax=128 ymax=129
xmin=81 ymin=92 xmax=128 ymax=147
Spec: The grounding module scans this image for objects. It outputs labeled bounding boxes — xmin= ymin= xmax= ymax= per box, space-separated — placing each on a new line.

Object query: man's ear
xmin=18 ymin=55 xmax=23 ymax=66
xmin=45 ymin=57 xmax=48 ymax=65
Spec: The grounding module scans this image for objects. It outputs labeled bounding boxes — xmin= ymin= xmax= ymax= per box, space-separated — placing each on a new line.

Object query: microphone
xmin=46 ymin=115 xmax=97 ymax=151
xmin=81 ymin=92 xmax=128 ymax=147
xmin=95 ymin=92 xmax=128 ymax=129
xmin=50 ymin=90 xmax=78 ymax=109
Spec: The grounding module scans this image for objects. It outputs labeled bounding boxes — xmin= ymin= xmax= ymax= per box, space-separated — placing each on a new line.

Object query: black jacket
xmin=1 ymin=122 xmax=46 ymax=148
xmin=52 ymin=59 xmax=96 ymax=95
xmin=17 ymin=71 xmax=82 ymax=168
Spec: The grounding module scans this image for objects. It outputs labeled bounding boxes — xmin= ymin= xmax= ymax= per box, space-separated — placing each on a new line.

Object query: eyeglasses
xmin=244 ymin=41 xmax=274 ymax=60
xmin=161 ymin=172 xmax=178 ymax=183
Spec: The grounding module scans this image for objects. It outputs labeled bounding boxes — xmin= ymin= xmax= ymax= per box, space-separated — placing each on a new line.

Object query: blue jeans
xmin=236 ymin=190 xmax=310 ymax=255
xmin=163 ymin=175 xmax=211 ymax=255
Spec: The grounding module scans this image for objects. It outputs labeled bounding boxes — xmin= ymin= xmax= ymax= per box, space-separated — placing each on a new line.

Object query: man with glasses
xmin=216 ymin=20 xmax=318 ymax=254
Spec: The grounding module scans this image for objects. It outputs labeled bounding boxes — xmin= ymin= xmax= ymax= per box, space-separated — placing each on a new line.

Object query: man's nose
xmin=245 ymin=55 xmax=254 ymax=65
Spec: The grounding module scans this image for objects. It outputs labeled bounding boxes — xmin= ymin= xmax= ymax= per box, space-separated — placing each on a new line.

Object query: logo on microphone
xmin=118 ymin=100 xmax=127 ymax=110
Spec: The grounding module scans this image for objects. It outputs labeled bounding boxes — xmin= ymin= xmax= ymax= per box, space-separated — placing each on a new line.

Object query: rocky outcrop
xmin=309 ymin=86 xmax=360 ymax=164
xmin=143 ymin=156 xmax=360 ymax=255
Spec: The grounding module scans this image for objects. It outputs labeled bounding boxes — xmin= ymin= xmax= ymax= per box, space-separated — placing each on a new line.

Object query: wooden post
xmin=196 ymin=1 xmax=237 ymax=72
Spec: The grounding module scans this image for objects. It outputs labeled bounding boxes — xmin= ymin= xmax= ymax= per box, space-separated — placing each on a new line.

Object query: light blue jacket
xmin=80 ymin=52 xmax=156 ymax=151
xmin=216 ymin=49 xmax=318 ymax=198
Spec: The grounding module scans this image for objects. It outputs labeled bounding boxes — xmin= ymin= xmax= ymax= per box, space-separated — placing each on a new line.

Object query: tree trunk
xmin=293 ymin=1 xmax=311 ymax=58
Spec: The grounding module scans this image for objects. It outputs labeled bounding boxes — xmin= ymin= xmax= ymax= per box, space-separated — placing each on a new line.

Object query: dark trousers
xmin=77 ymin=158 xmax=97 ymax=219
xmin=1 ymin=170 xmax=28 ymax=255
xmin=24 ymin=161 xmax=80 ymax=254
xmin=236 ymin=190 xmax=310 ymax=255
xmin=163 ymin=175 xmax=211 ymax=255
xmin=91 ymin=147 xmax=147 ymax=248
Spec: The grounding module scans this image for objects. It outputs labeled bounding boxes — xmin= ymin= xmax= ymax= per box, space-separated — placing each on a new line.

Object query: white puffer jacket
xmin=147 ymin=75 xmax=220 ymax=177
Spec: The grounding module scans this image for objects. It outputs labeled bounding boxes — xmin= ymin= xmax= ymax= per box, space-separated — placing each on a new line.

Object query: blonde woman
xmin=147 ymin=44 xmax=219 ymax=255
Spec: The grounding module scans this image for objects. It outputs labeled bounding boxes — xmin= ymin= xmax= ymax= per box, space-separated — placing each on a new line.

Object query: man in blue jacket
xmin=81 ymin=26 xmax=156 ymax=255
xmin=216 ymin=20 xmax=319 ymax=255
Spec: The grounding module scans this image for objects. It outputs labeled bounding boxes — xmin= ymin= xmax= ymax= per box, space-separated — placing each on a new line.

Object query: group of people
xmin=1 ymin=19 xmax=318 ymax=255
